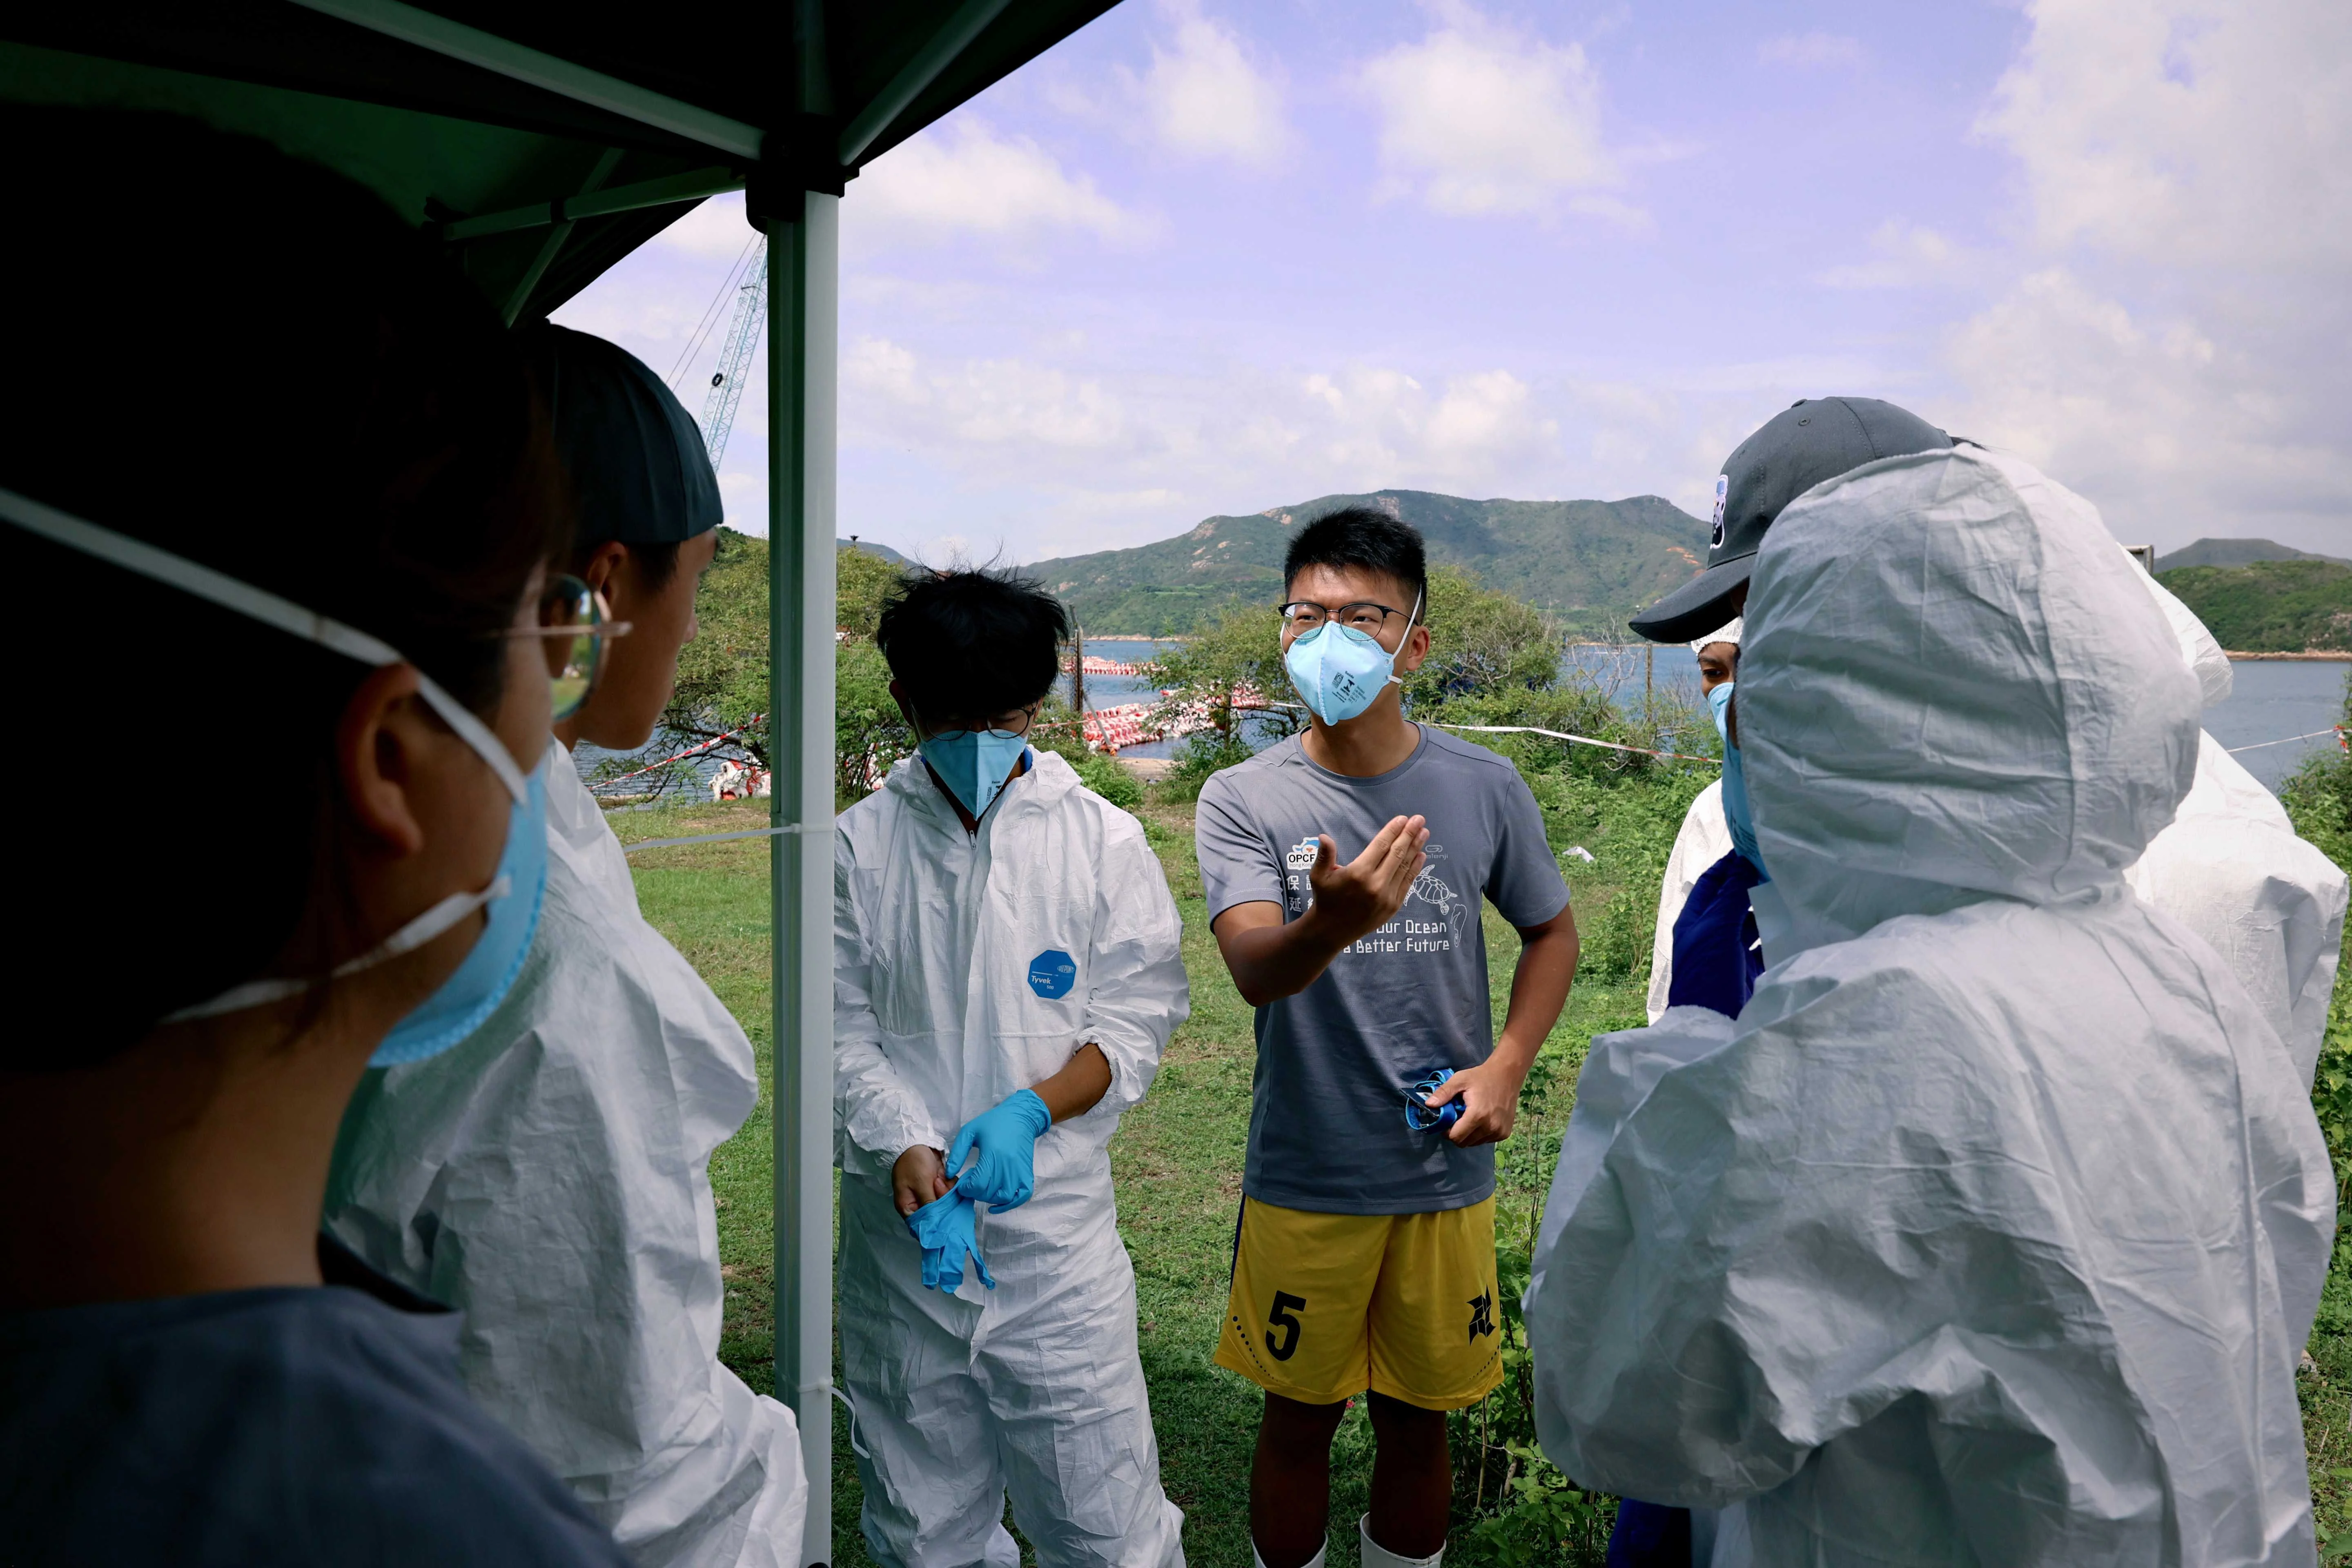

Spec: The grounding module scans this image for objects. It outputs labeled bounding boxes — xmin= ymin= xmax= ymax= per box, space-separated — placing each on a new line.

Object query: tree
xmin=1403 ymin=565 xmax=1558 ymax=708
xmin=1143 ymin=599 xmax=1298 ymax=785
xmin=658 ymin=532 xmax=917 ymax=804
xmin=651 ymin=528 xmax=771 ymax=790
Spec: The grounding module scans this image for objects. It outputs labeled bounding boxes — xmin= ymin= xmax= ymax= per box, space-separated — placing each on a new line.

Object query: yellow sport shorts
xmin=1213 ymin=1194 xmax=1503 ymax=1411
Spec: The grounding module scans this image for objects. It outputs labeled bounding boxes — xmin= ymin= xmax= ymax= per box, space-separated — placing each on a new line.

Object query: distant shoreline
xmin=2227 ymin=650 xmax=2352 ymax=662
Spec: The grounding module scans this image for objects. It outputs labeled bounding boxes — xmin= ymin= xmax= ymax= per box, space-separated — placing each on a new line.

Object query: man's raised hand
xmin=1305 ymin=814 xmax=1429 ymax=947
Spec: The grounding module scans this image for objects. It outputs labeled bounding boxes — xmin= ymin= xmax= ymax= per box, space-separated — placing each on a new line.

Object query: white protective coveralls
xmin=1645 ymin=780 xmax=1734 ymax=1025
xmin=1526 ymin=444 xmax=2335 ymax=1564
xmin=327 ymin=739 xmax=807 ymax=1567
xmin=833 ymin=748 xmax=1189 ymax=1568
xmin=2124 ymin=572 xmax=2348 ymax=1089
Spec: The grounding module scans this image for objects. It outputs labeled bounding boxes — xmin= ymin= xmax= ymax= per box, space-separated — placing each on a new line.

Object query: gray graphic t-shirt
xmin=1195 ymin=726 xmax=1570 ymax=1214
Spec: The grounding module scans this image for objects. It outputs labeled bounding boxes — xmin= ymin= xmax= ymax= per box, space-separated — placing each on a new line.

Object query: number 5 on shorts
xmin=1266 ymin=1291 xmax=1306 ymax=1361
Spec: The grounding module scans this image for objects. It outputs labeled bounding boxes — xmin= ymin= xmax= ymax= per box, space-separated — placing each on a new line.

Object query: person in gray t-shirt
xmin=1197 ymin=725 xmax=1571 ymax=1213
xmin=1195 ymin=508 xmax=1577 ymax=1568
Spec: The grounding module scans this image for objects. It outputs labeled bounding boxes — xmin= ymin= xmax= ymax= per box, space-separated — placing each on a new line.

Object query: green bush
xmin=1073 ymin=750 xmax=1143 ymax=809
xmin=2282 ymin=675 xmax=2352 ymax=1339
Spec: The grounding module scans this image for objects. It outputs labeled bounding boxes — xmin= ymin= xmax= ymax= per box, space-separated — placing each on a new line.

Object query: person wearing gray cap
xmin=324 ymin=324 xmax=807 ymax=1568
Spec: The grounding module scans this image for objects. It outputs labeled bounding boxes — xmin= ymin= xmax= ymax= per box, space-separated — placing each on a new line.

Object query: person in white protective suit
xmin=1528 ymin=420 xmax=2336 ymax=1564
xmin=1646 ymin=624 xmax=1739 ymax=1024
xmin=2125 ymin=567 xmax=2348 ymax=1090
xmin=833 ymin=566 xmax=1190 ymax=1568
xmin=325 ymin=324 xmax=806 ymax=1567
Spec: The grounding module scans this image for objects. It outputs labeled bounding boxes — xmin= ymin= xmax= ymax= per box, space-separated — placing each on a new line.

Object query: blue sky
xmin=554 ymin=0 xmax=2351 ymax=563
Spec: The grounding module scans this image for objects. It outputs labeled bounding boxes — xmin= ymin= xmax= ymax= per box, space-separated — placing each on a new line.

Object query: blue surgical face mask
xmin=1 ymin=483 xmax=548 ymax=1063
xmin=920 ymin=728 xmax=1031 ymax=821
xmin=1284 ymin=591 xmax=1421 ymax=726
xmin=1711 ymin=681 xmax=1768 ymax=881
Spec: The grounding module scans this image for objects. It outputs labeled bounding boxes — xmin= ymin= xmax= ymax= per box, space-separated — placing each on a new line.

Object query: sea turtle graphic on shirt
xmin=1409 ymin=865 xmax=1470 ymax=938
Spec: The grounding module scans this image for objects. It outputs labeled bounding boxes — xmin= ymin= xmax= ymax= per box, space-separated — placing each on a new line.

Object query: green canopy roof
xmin=2 ymin=0 xmax=1120 ymax=318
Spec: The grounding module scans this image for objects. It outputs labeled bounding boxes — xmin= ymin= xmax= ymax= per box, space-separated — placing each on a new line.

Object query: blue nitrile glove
xmin=906 ymin=1190 xmax=994 ymax=1294
xmin=945 ymin=1088 xmax=1054 ymax=1212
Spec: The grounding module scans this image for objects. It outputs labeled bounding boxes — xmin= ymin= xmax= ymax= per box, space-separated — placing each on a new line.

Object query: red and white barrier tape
xmin=2227 ymin=725 xmax=2348 ymax=756
xmin=590 ymin=717 xmax=764 ymax=790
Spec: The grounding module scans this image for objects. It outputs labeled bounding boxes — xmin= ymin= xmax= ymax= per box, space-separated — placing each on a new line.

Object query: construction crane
xmin=698 ymin=238 xmax=767 ymax=468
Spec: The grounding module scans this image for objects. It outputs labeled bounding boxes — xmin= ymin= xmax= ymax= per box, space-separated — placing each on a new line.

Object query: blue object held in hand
xmin=1404 ymin=1067 xmax=1463 ymax=1132
xmin=946 ymin=1088 xmax=1053 ymax=1212
xmin=907 ymin=1190 xmax=994 ymax=1294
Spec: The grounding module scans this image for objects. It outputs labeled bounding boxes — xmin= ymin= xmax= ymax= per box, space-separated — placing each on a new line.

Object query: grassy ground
xmin=615 ymin=782 xmax=2352 ymax=1567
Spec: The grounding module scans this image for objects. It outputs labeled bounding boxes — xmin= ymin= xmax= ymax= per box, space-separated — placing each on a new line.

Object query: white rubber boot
xmin=1250 ymin=1541 xmax=1325 ymax=1568
xmin=1359 ymin=1513 xmax=1443 ymax=1568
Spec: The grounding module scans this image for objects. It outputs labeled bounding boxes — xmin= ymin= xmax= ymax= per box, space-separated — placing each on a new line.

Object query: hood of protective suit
xmin=2135 ymin=562 xmax=2234 ymax=708
xmin=1741 ymin=445 xmax=2201 ymax=955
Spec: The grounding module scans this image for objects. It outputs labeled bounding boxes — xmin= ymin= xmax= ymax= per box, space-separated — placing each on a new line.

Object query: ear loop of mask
xmin=162 ymin=876 xmax=515 ymax=1020
xmin=0 ymin=485 xmax=528 ymax=806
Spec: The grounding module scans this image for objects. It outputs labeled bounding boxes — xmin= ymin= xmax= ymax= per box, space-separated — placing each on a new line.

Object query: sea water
xmin=581 ymin=641 xmax=2345 ymax=800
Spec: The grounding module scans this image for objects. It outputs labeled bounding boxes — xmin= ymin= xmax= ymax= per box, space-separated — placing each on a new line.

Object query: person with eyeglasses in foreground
xmin=1193 ymin=508 xmax=1580 ymax=1568
xmin=323 ymin=325 xmax=806 ymax=1567
xmin=831 ymin=568 xmax=1191 ymax=1567
xmin=0 ymin=110 xmax=633 ymax=1566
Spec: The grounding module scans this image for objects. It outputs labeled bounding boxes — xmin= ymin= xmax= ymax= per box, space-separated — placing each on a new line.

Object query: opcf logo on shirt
xmin=1285 ymin=837 xmax=1319 ymax=871
xmin=1028 ymin=949 xmax=1077 ymax=1000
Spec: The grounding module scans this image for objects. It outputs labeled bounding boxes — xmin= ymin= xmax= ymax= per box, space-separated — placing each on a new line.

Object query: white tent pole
xmin=766 ymin=189 xmax=838 ymax=1568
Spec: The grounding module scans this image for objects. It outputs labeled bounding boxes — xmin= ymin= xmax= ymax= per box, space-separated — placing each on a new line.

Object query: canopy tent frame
xmin=1 ymin=3 xmax=1126 ymax=1563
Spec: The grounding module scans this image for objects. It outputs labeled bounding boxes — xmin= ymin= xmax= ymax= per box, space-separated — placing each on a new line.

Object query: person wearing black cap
xmin=1527 ymin=409 xmax=2329 ymax=1563
xmin=1644 ymin=400 xmax=1956 ymax=1032
xmin=1607 ymin=400 xmax=1958 ymax=1563
xmin=324 ymin=326 xmax=808 ymax=1568
xmin=1630 ymin=396 xmax=1957 ymax=644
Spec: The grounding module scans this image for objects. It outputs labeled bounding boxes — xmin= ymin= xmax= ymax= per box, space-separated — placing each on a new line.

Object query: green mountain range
xmin=1024 ymin=488 xmax=1710 ymax=637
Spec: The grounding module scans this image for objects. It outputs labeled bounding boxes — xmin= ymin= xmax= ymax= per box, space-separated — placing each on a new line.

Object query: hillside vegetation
xmin=1024 ymin=488 xmax=1708 ymax=638
xmin=2157 ymin=559 xmax=2352 ymax=653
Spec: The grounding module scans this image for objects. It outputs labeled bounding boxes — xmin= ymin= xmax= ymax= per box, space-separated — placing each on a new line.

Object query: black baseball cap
xmin=521 ymin=322 xmax=722 ymax=546
xmin=1630 ymin=396 xmax=1952 ymax=642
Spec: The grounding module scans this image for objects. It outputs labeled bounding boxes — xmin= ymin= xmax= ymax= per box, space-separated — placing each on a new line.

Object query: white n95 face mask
xmin=0 ymin=484 xmax=546 ymax=1065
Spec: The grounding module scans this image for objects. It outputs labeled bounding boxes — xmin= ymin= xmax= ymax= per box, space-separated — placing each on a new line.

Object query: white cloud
xmin=1944 ymin=0 xmax=2352 ymax=551
xmin=1359 ymin=6 xmax=1626 ymax=220
xmin=1817 ymin=220 xmax=1976 ymax=290
xmin=1301 ymin=367 xmax=1559 ymax=487
xmin=1944 ymin=268 xmax=2346 ymax=546
xmin=1122 ymin=2 xmax=1291 ymax=167
xmin=1758 ymin=33 xmax=1867 ymax=69
xmin=846 ymin=120 xmax=1147 ymax=249
xmin=1976 ymin=0 xmax=2352 ymax=270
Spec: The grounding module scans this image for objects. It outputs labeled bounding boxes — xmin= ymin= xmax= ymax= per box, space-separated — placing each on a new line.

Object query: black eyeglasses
xmin=1278 ymin=600 xmax=1410 ymax=633
xmin=919 ymin=702 xmax=1040 ymax=741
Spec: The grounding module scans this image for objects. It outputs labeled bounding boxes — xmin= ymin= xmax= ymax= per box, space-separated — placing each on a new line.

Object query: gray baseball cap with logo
xmin=1630 ymin=396 xmax=1953 ymax=643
